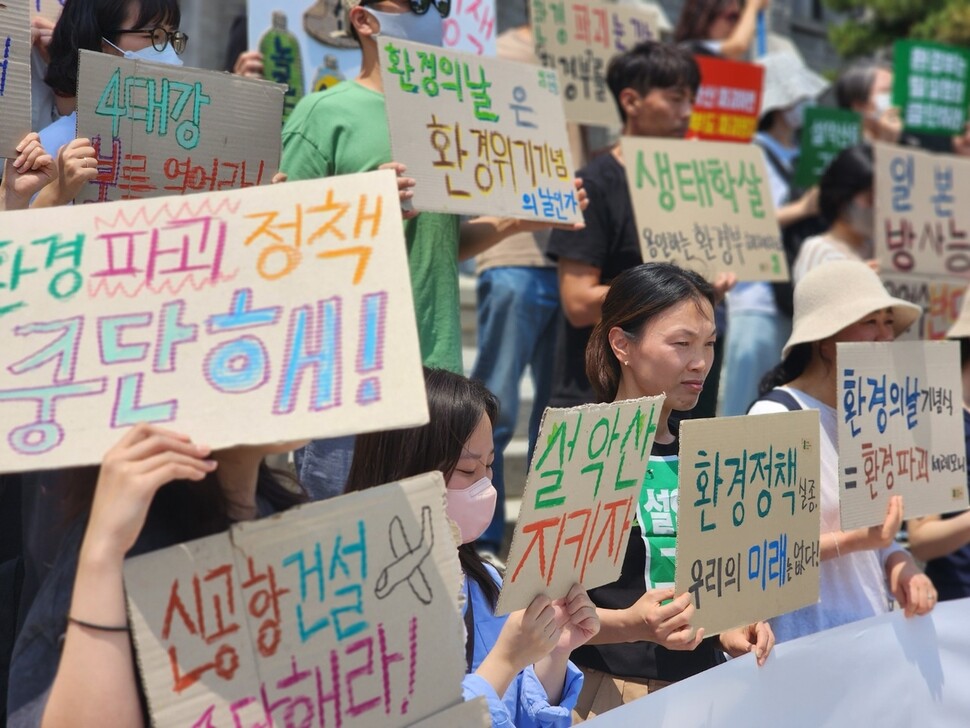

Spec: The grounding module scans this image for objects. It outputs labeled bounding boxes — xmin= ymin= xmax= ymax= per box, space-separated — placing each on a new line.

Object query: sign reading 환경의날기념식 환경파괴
xmin=497 ymin=396 xmax=664 ymax=615
xmin=837 ymin=341 xmax=968 ymax=530
xmin=674 ymin=411 xmax=822 ymax=636
xmin=0 ymin=171 xmax=428 ymax=474
xmin=125 ymin=472 xmax=490 ymax=727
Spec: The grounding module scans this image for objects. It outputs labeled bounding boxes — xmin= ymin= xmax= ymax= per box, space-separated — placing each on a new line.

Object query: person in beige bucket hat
xmin=747 ymin=259 xmax=937 ymax=643
xmin=907 ymin=287 xmax=970 ymax=602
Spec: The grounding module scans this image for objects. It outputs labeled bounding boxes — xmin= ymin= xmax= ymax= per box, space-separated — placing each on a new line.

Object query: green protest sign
xmin=794 ymin=107 xmax=862 ymax=189
xmin=892 ymin=39 xmax=970 ymax=136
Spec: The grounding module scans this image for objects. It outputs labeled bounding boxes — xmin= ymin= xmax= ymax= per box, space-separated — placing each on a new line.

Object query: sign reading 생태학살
xmin=0 ymin=0 xmax=32 ymax=158
xmin=688 ymin=55 xmax=763 ymax=144
xmin=0 ymin=171 xmax=427 ymax=473
xmin=674 ymin=411 xmax=822 ymax=636
xmin=75 ymin=50 xmax=284 ymax=203
xmin=531 ymin=0 xmax=660 ymax=127
xmin=126 ymin=472 xmax=486 ymax=727
xmin=874 ymin=142 xmax=970 ymax=279
xmin=497 ymin=396 xmax=663 ymax=615
xmin=621 ymin=136 xmax=788 ymax=282
xmin=378 ymin=38 xmax=583 ymax=225
xmin=837 ymin=341 xmax=967 ymax=530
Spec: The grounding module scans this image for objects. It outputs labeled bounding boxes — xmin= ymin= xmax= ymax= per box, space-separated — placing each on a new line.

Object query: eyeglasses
xmin=360 ymin=0 xmax=451 ymax=18
xmin=111 ymin=26 xmax=189 ymax=54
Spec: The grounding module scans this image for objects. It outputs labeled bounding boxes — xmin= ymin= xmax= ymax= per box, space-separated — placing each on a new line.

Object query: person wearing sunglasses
xmin=673 ymin=0 xmax=770 ymax=62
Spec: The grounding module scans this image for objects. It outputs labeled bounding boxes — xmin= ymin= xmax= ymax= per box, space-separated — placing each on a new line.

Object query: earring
xmin=624 ymin=360 xmax=630 ymax=366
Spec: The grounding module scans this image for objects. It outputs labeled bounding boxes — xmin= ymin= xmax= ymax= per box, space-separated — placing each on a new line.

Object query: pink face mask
xmin=445 ymin=476 xmax=497 ymax=544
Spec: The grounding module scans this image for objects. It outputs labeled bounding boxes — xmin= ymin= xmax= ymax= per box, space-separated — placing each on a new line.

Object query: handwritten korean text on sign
xmin=126 ymin=472 xmax=477 ymax=727
xmin=893 ymin=39 xmax=970 ymax=136
xmin=675 ymin=412 xmax=821 ymax=636
xmin=443 ymin=0 xmax=497 ymax=56
xmin=76 ymin=50 xmax=284 ymax=204
xmin=794 ymin=107 xmax=862 ymax=189
xmin=379 ymin=38 xmax=582 ymax=224
xmin=531 ymin=0 xmax=660 ymax=127
xmin=497 ymin=396 xmax=663 ymax=614
xmin=882 ymin=273 xmax=966 ymax=342
xmin=688 ymin=55 xmax=763 ymax=144
xmin=621 ymin=136 xmax=788 ymax=282
xmin=0 ymin=172 xmax=427 ymax=473
xmin=0 ymin=0 xmax=31 ymax=158
xmin=837 ymin=341 xmax=967 ymax=530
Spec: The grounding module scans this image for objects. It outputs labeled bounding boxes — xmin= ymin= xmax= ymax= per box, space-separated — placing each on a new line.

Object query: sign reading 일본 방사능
xmin=874 ymin=142 xmax=970 ymax=279
xmin=893 ymin=39 xmax=970 ymax=137
xmin=378 ymin=38 xmax=583 ymax=225
xmin=531 ymin=0 xmax=660 ymax=127
xmin=125 ymin=472 xmax=487 ymax=728
xmin=621 ymin=136 xmax=788 ymax=282
xmin=881 ymin=273 xmax=967 ymax=342
xmin=0 ymin=0 xmax=32 ymax=159
xmin=838 ymin=341 xmax=968 ymax=531
xmin=75 ymin=50 xmax=285 ymax=204
xmin=497 ymin=396 xmax=663 ymax=615
xmin=0 ymin=171 xmax=427 ymax=473
xmin=794 ymin=107 xmax=863 ymax=189
xmin=674 ymin=411 xmax=821 ymax=636
xmin=688 ymin=55 xmax=763 ymax=144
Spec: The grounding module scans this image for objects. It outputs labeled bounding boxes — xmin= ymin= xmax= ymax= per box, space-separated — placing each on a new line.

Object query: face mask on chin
xmin=102 ymin=37 xmax=184 ymax=66
xmin=363 ymin=7 xmax=443 ymax=47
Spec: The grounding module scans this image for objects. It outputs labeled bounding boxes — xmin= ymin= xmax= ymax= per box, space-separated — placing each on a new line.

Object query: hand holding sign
xmin=717 ymin=622 xmax=774 ymax=666
xmin=552 ymin=583 xmax=600 ymax=654
xmin=626 ymin=588 xmax=704 ymax=650
xmin=33 ymin=138 xmax=98 ymax=208
xmin=887 ymin=552 xmax=936 ymax=618
xmin=0 ymin=133 xmax=55 ymax=211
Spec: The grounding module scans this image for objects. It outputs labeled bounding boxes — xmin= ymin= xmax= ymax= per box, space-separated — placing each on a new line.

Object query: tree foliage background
xmin=824 ymin=0 xmax=970 ymax=58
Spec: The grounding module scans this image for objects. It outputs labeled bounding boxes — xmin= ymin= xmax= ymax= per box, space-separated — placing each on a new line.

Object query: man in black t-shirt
xmin=548 ymin=41 xmax=705 ymax=407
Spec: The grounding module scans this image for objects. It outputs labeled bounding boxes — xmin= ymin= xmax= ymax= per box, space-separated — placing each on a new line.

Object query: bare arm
xmin=908 ymin=512 xmax=970 ymax=562
xmin=558 ymin=258 xmax=608 ymax=329
xmin=718 ymin=0 xmax=769 ymax=61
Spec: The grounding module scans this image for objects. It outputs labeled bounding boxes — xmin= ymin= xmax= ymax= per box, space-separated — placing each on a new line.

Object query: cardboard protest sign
xmin=794 ymin=107 xmax=862 ymax=189
xmin=74 ymin=50 xmax=284 ymax=204
xmin=379 ymin=38 xmax=582 ymax=224
xmin=0 ymin=0 xmax=32 ymax=159
xmin=531 ymin=0 xmax=660 ymax=127
xmin=0 ymin=171 xmax=427 ymax=473
xmin=30 ymin=0 xmax=63 ymax=22
xmin=621 ymin=136 xmax=788 ymax=282
xmin=497 ymin=396 xmax=663 ymax=615
xmin=882 ymin=273 xmax=967 ymax=341
xmin=674 ymin=412 xmax=821 ymax=636
xmin=874 ymin=142 xmax=970 ymax=279
xmin=125 ymin=472 xmax=479 ymax=727
xmin=838 ymin=341 xmax=967 ymax=530
xmin=688 ymin=56 xmax=764 ymax=143
xmin=444 ymin=0 xmax=497 ymax=57
xmin=893 ymin=39 xmax=970 ymax=137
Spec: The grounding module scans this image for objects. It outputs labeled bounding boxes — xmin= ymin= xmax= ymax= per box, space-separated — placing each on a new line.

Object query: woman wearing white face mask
xmin=34 ymin=0 xmax=187 ymax=207
xmin=792 ymin=144 xmax=878 ymax=285
xmin=346 ymin=368 xmax=599 ymax=728
xmin=835 ymin=60 xmax=902 ymax=145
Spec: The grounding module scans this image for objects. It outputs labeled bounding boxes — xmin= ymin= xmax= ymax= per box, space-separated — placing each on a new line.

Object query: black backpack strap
xmin=464 ymin=584 xmax=475 ymax=673
xmin=756 ymin=388 xmax=803 ymax=412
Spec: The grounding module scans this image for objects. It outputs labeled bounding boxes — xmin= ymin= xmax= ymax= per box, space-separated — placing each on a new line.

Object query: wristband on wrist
xmin=67 ymin=615 xmax=130 ymax=632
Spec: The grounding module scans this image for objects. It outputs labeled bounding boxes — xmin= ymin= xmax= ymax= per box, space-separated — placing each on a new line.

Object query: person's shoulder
xmin=579 ymin=152 xmax=622 ymax=181
xmin=747 ymin=391 xmax=791 ymax=415
xmin=285 ymin=82 xmax=377 ymax=131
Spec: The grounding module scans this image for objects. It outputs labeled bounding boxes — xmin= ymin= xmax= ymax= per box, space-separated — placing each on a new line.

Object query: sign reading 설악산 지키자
xmin=530 ymin=0 xmax=661 ymax=128
xmin=497 ymin=396 xmax=664 ymax=615
xmin=793 ymin=107 xmax=863 ymax=189
xmin=620 ymin=136 xmax=788 ymax=282
xmin=74 ymin=50 xmax=284 ymax=204
xmin=674 ymin=411 xmax=822 ymax=636
xmin=0 ymin=171 xmax=428 ymax=474
xmin=892 ymin=39 xmax=970 ymax=137
xmin=125 ymin=472 xmax=489 ymax=727
xmin=378 ymin=37 xmax=583 ymax=225
xmin=0 ymin=0 xmax=32 ymax=159
xmin=837 ymin=341 xmax=968 ymax=531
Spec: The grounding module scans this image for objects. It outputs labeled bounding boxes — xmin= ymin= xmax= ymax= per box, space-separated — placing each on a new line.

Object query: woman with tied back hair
xmin=570 ymin=263 xmax=773 ymax=721
xmin=673 ymin=0 xmax=770 ymax=61
xmin=749 ymin=259 xmax=937 ymax=642
xmin=346 ymin=368 xmax=598 ymax=728
xmin=791 ymin=144 xmax=877 ymax=284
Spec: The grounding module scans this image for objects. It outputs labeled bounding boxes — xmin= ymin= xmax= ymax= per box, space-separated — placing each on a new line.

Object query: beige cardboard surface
xmin=75 ymin=50 xmax=284 ymax=204
xmin=674 ymin=411 xmax=821 ymax=636
xmin=881 ymin=273 xmax=967 ymax=341
xmin=531 ymin=0 xmax=660 ymax=127
xmin=837 ymin=341 xmax=967 ymax=530
xmin=497 ymin=396 xmax=663 ymax=615
xmin=874 ymin=142 xmax=970 ymax=279
xmin=0 ymin=0 xmax=32 ymax=158
xmin=0 ymin=171 xmax=427 ymax=473
xmin=408 ymin=697 xmax=490 ymax=728
xmin=31 ymin=0 xmax=63 ymax=22
xmin=620 ymin=136 xmax=788 ymax=282
xmin=378 ymin=38 xmax=582 ymax=225
xmin=125 ymin=472 xmax=466 ymax=728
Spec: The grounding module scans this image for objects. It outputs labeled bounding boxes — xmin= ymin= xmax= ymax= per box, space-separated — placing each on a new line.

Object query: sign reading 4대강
xmin=75 ymin=50 xmax=285 ymax=204
xmin=125 ymin=472 xmax=485 ymax=727
xmin=0 ymin=171 xmax=427 ymax=474
xmin=497 ymin=396 xmax=664 ymax=615
xmin=0 ymin=0 xmax=32 ymax=159
xmin=675 ymin=412 xmax=822 ymax=636
xmin=837 ymin=341 xmax=967 ymax=530
xmin=378 ymin=38 xmax=583 ymax=225
xmin=621 ymin=136 xmax=788 ymax=282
